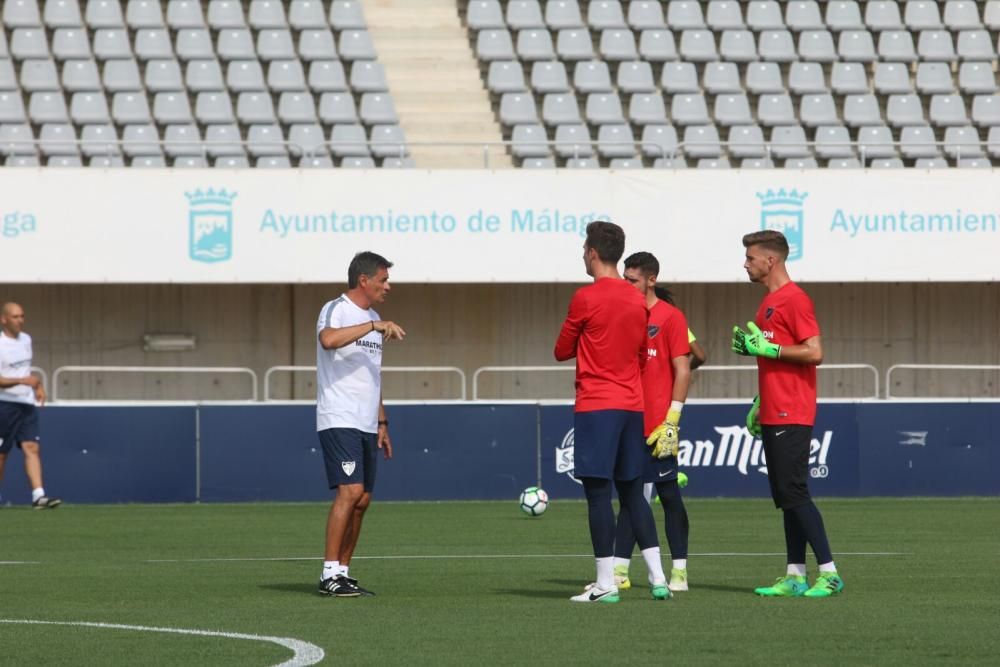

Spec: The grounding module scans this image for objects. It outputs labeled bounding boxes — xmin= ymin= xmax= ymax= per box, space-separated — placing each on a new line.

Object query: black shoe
xmin=32 ymin=496 xmax=62 ymax=510
xmin=344 ymin=576 xmax=376 ymax=597
xmin=318 ymin=575 xmax=362 ymax=597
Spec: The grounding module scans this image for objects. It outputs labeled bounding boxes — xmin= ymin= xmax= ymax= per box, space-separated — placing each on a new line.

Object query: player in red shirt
xmin=732 ymin=230 xmax=844 ymax=598
xmin=611 ymin=252 xmax=693 ymax=596
xmin=554 ymin=222 xmax=668 ymax=603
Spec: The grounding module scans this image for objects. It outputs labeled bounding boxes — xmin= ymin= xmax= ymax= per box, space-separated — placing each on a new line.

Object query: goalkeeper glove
xmin=646 ymin=402 xmax=682 ymax=459
xmin=746 ymin=395 xmax=762 ymax=438
xmin=731 ymin=321 xmax=780 ymax=359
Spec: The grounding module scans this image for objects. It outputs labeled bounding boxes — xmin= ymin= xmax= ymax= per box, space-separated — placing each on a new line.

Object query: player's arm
xmin=0 ymin=374 xmax=40 ymax=389
xmin=377 ymin=395 xmax=392 ymax=459
xmin=774 ymin=334 xmax=823 ymax=366
xmin=671 ymin=354 xmax=692 ymax=402
xmin=689 ymin=339 xmax=707 ymax=370
xmin=319 ymin=320 xmax=405 ymax=350
xmin=554 ymin=292 xmax=586 ymax=361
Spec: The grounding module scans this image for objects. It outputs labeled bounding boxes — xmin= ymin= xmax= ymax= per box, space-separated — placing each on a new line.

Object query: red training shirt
xmin=641 ymin=300 xmax=691 ymax=436
xmin=754 ymin=281 xmax=821 ymax=426
xmin=554 ymin=277 xmax=647 ymax=412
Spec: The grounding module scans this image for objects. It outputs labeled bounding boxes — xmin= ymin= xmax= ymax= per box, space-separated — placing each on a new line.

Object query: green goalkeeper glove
xmin=646 ymin=405 xmax=682 ymax=459
xmin=731 ymin=321 xmax=780 ymax=359
xmin=746 ymin=395 xmax=762 ymax=438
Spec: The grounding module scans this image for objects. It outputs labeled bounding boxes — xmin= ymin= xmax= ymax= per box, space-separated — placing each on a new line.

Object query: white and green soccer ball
xmin=519 ymin=487 xmax=549 ymax=517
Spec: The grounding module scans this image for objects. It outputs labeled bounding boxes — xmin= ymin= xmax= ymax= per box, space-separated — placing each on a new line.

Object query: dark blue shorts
xmin=318 ymin=428 xmax=378 ymax=492
xmin=0 ymin=401 xmax=40 ymax=455
xmin=643 ymin=453 xmax=678 ymax=483
xmin=573 ymin=410 xmax=646 ymax=481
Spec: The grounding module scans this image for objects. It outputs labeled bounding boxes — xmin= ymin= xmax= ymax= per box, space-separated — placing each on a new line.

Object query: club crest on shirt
xmin=647 ymin=325 xmax=660 ymax=338
xmin=765 ymin=307 xmax=775 ymax=320
xmin=341 ymin=461 xmax=356 ymax=476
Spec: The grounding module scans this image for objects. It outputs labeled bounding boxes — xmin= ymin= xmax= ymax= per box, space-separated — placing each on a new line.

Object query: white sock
xmin=643 ymin=483 xmax=655 ymax=504
xmin=786 ymin=563 xmax=807 ymax=577
xmin=339 ymin=565 xmax=349 ymax=577
xmin=596 ymin=557 xmax=615 ymax=590
xmin=673 ymin=559 xmax=687 ymax=571
xmin=641 ymin=547 xmax=666 ymax=585
xmin=31 ymin=487 xmax=45 ymax=502
xmin=612 ymin=557 xmax=630 ymax=571
xmin=818 ymin=561 xmax=838 ymax=574
xmin=322 ymin=560 xmax=339 ymax=581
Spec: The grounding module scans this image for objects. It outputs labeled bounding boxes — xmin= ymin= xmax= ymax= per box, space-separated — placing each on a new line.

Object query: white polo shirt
xmin=316 ymin=295 xmax=382 ymax=433
xmin=0 ymin=331 xmax=35 ymax=404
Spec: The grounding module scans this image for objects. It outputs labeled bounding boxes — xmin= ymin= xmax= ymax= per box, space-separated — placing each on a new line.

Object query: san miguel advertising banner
xmin=1 ymin=170 xmax=999 ymax=282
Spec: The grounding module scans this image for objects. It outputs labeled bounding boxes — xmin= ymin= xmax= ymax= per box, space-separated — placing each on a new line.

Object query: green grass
xmin=2 ymin=498 xmax=998 ymax=665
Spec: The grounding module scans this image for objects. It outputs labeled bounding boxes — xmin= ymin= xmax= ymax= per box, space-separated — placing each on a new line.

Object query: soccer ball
xmin=519 ymin=487 xmax=549 ymax=517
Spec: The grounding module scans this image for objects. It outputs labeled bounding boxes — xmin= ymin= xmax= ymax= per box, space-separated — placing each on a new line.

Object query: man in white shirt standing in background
xmin=315 ymin=252 xmax=406 ymax=597
xmin=0 ymin=302 xmax=61 ymax=509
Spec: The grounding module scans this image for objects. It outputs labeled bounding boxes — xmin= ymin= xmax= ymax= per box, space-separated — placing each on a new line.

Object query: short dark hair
xmin=624 ymin=251 xmax=659 ymax=277
xmin=585 ymin=221 xmax=625 ymax=263
xmin=742 ymin=230 xmax=789 ymax=259
xmin=348 ymin=251 xmax=393 ymax=288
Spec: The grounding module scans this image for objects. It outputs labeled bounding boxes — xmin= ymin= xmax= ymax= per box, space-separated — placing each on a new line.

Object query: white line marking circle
xmin=0 ymin=619 xmax=324 ymax=667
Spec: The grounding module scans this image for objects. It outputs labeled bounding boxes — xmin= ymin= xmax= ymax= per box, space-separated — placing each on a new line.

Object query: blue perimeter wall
xmin=1 ymin=402 xmax=997 ymax=504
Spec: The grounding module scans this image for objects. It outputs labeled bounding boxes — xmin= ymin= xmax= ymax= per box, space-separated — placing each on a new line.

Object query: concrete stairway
xmin=361 ymin=0 xmax=511 ymax=168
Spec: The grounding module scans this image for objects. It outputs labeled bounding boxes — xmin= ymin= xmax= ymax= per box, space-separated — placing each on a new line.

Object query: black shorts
xmin=573 ymin=410 xmax=646 ymax=481
xmin=318 ymin=428 xmax=378 ymax=492
xmin=761 ymin=424 xmax=813 ymax=510
xmin=0 ymin=401 xmax=40 ymax=455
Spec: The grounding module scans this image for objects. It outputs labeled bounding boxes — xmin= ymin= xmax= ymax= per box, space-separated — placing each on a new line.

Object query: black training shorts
xmin=761 ymin=424 xmax=813 ymax=510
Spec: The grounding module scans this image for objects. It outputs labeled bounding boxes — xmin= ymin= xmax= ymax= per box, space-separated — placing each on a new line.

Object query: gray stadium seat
xmin=857 ymin=125 xmax=897 ymax=158
xmin=838 ymin=30 xmax=877 ymax=61
xmin=719 ymin=30 xmax=757 ymax=62
xmin=112 ymin=91 xmax=152 ymax=123
xmin=600 ymin=29 xmax=638 ymax=61
xmin=289 ymin=0 xmax=327 ymax=30
xmin=683 ymin=124 xmax=721 ymax=158
xmin=704 ymin=62 xmax=742 ymax=94
xmin=799 ymin=30 xmax=836 ymax=61
xmin=166 ymin=1 xmax=205 ymax=28
xmin=299 ymin=30 xmax=337 ymax=61
xmin=783 ymin=157 xmax=818 ymax=168
xmin=369 ymin=124 xmax=407 ymax=159
xmin=814 ymin=125 xmax=855 ymax=158
xmin=566 ymin=157 xmax=599 ymax=168
xmin=298 ymin=154 xmax=333 ymax=167
xmin=5 ymin=0 xmax=42 ymax=27
xmin=727 ymin=124 xmax=766 ymax=158
xmin=351 ymin=61 xmax=388 ymax=93
xmin=249 ymin=0 xmax=287 ymax=29
xmin=163 ymin=123 xmax=202 ymax=156
xmin=308 ymin=61 xmax=348 ymax=92
xmin=44 ymin=0 xmax=80 ymax=28
xmin=380 ymin=157 xmax=414 ymax=168
xmin=48 ymin=155 xmax=84 ymax=167
xmin=21 ymin=59 xmax=60 ymax=91
xmin=757 ymin=93 xmax=796 ymax=126
xmin=120 ymin=123 xmax=161 ymax=156
xmin=875 ymin=62 xmax=914 ymax=94
xmin=696 ymin=157 xmax=730 ymax=168
xmin=214 ymin=155 xmax=251 ymax=168
xmin=70 ymin=92 xmax=110 ymax=124
xmin=175 ymin=29 xmax=214 ymax=61
xmin=800 ymin=94 xmax=838 ymax=127
xmin=134 ymin=29 xmax=173 ymax=60
xmin=542 ymin=93 xmax=580 ymax=125
xmin=986 ymin=1 xmax=1000 ymax=30
xmin=629 ymin=94 xmax=668 ymax=125
xmin=173 ymin=156 xmax=209 ymax=168
xmin=204 ymin=124 xmax=244 ymax=157
xmin=278 ymin=92 xmax=316 ymax=124
xmin=899 ymin=125 xmax=940 ymax=158
xmin=258 ymin=30 xmax=296 ymax=61
xmin=671 ymin=93 xmax=709 ymax=125
xmin=500 ymin=93 xmax=538 ymax=125
xmin=745 ymin=62 xmax=784 ymax=94
xmin=826 ymin=158 xmax=862 ymax=169
xmin=507 ymin=1 xmax=545 ymax=30
xmin=237 ymin=92 xmax=276 ymax=124
xmin=511 ymin=123 xmax=550 ymax=158
xmin=831 ymin=63 xmax=870 ymax=95
xmin=617 ymin=61 xmax=655 ymax=93
xmin=86 ymin=0 xmax=125 ymax=28
xmin=554 ymin=123 xmax=594 ymax=158
xmin=318 ymin=93 xmax=358 ymax=124
xmin=746 ymin=1 xmax=783 ymax=31
xmin=972 ymin=94 xmax=1000 ymax=126
xmin=477 ymin=30 xmax=516 ymax=61
xmin=905 ymin=1 xmax=943 ymax=30
xmin=217 ymin=29 xmax=255 ymax=61
xmin=29 ymin=92 xmax=69 ymax=124
xmin=359 ymin=93 xmax=398 ymax=125
xmin=92 ymin=29 xmax=131 ymax=60
xmin=546 ymin=0 xmax=583 ymax=29
xmin=843 ymin=93 xmax=883 ymax=126
xmin=759 ymin=30 xmax=797 ymax=62
xmin=714 ymin=93 xmax=752 ymax=126
xmin=640 ymin=124 xmax=678 ymax=158
xmin=153 ymin=92 xmax=192 ymax=124
xmin=287 ymin=123 xmax=328 ymax=157
xmin=11 ymin=29 xmax=50 ymax=59
xmin=662 ymin=62 xmax=699 ymax=93
xmin=207 ymin=0 xmax=245 ymax=28
xmin=607 ymin=157 xmax=642 ymax=169
xmin=679 ymin=30 xmax=718 ymax=61
xmin=586 ymin=93 xmax=625 ymax=124
xmin=247 ymin=124 xmax=286 ymax=157
xmin=575 ymin=61 xmax=613 ymax=93
xmin=596 ymin=123 xmax=635 ymax=158
xmin=145 ymin=59 xmax=183 ymax=91
xmin=788 ymin=62 xmax=827 ymax=94
xmin=227 ymin=60 xmax=266 ymax=92
xmin=629 ymin=1 xmax=666 ymax=29
xmin=652 ymin=157 xmax=687 ymax=168
xmin=638 ymin=30 xmax=678 ymax=61
xmin=339 ymin=31 xmax=377 ymax=61
xmin=0 ymin=93 xmax=27 ymax=123
xmin=194 ymin=92 xmax=234 ymax=123
xmin=987 ymin=127 xmax=1000 ymax=158
xmin=960 ymin=62 xmax=998 ymax=94
xmin=828 ymin=1 xmax=865 ymax=31
xmin=769 ymin=125 xmax=810 ymax=158
xmin=913 ymin=158 xmax=949 ymax=169
xmin=468 ymin=1 xmax=504 ymax=29
xmin=865 ymin=2 xmax=903 ymax=31
xmin=268 ymin=60 xmax=307 ymax=92
xmin=786 ymin=2 xmax=824 ymax=31
xmin=517 ymin=30 xmax=556 ymax=61
xmin=329 ymin=1 xmax=366 ymax=30
xmin=0 ymin=124 xmax=37 ymax=156
xmin=52 ymin=29 xmax=91 ymax=60
xmin=877 ymin=29 xmax=918 ymax=61
xmin=956 ymin=158 xmax=991 ymax=169
xmin=489 ymin=61 xmax=527 ymax=93
xmin=929 ymin=94 xmax=969 ymax=127
xmin=956 ymin=30 xmax=993 ymax=61
xmin=6 ymin=155 xmax=42 ymax=166
xmin=62 ymin=59 xmax=102 ymax=91
xmin=531 ymin=61 xmax=569 ymax=93
xmin=918 ymin=31 xmax=957 ymax=62
xmin=126 ymin=0 xmax=164 ymax=28
xmin=186 ymin=60 xmax=224 ymax=92
xmin=103 ymin=58 xmax=141 ymax=91
xmin=741 ymin=157 xmax=775 ymax=168
xmin=886 ymin=93 xmax=925 ymax=126
xmin=915 ymin=63 xmax=954 ymax=94
xmin=0 ymin=60 xmax=18 ymax=90
xmin=668 ymin=1 xmax=705 ymax=29
xmin=707 ymin=1 xmax=744 ymax=30
xmin=590 ymin=1 xmax=627 ymax=29
xmin=943 ymin=125 xmax=984 ymax=158
xmin=329 ymin=124 xmax=370 ymax=157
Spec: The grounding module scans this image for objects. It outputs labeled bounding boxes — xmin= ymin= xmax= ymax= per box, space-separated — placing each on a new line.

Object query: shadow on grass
xmin=259 ymin=582 xmax=318 ymax=596
xmin=692 ymin=582 xmax=751 ymax=594
xmin=491 ymin=579 xmax=583 ymax=599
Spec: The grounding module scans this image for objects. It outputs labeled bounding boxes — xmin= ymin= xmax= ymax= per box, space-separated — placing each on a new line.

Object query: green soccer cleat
xmin=804 ymin=572 xmax=844 ymax=598
xmin=754 ymin=575 xmax=808 ymax=597
xmin=613 ymin=565 xmax=631 ymax=591
xmin=668 ymin=567 xmax=688 ymax=592
xmin=650 ymin=583 xmax=671 ymax=600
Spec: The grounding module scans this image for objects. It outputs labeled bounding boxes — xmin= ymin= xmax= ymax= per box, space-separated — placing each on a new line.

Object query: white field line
xmin=0 ymin=620 xmax=324 ymax=667
xmin=0 ymin=561 xmax=40 ymax=565
xmin=146 ymin=551 xmax=910 ymax=563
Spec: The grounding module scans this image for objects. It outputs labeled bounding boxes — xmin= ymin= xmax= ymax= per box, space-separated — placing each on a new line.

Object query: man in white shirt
xmin=315 ymin=252 xmax=405 ymax=597
xmin=0 ymin=302 xmax=61 ymax=509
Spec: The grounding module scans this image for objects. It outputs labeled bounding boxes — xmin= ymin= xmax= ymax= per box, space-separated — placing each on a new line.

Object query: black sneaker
xmin=32 ymin=496 xmax=62 ymax=510
xmin=318 ymin=575 xmax=362 ymax=597
xmin=343 ymin=576 xmax=376 ymax=597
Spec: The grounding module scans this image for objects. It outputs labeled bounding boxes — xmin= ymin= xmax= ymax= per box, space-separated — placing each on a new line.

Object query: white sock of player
xmin=786 ymin=563 xmax=807 ymax=577
xmin=643 ymin=483 xmax=655 ymax=504
xmin=322 ymin=560 xmax=339 ymax=581
xmin=612 ymin=557 xmax=630 ymax=571
xmin=641 ymin=547 xmax=666 ymax=585
xmin=31 ymin=487 xmax=45 ymax=502
xmin=818 ymin=561 xmax=838 ymax=573
xmin=596 ymin=557 xmax=615 ymax=590
xmin=673 ymin=558 xmax=687 ymax=570
xmin=339 ymin=565 xmax=349 ymax=578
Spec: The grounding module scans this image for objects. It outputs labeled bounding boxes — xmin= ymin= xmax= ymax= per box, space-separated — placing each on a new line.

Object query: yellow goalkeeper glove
xmin=646 ymin=402 xmax=683 ymax=459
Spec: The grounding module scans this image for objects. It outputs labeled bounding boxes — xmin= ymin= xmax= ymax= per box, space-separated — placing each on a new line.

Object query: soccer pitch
xmin=2 ymin=498 xmax=997 ymax=665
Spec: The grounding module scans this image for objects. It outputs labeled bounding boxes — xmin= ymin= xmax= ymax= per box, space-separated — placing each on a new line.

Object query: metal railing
xmin=885 ymin=364 xmax=1000 ymax=399
xmin=263 ymin=365 xmax=468 ymax=401
xmin=471 ymin=365 xmax=575 ymax=400
xmin=51 ymin=365 xmax=259 ymax=402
